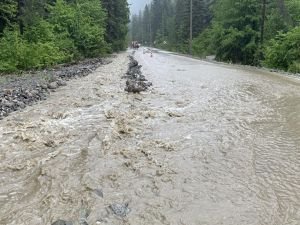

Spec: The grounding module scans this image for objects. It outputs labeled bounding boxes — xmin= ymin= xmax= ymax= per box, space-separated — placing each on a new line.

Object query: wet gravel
xmin=109 ymin=202 xmax=131 ymax=218
xmin=124 ymin=55 xmax=152 ymax=93
xmin=51 ymin=220 xmax=73 ymax=225
xmin=0 ymin=58 xmax=110 ymax=119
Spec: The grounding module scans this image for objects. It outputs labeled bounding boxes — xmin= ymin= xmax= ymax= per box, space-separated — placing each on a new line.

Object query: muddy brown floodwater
xmin=0 ymin=50 xmax=300 ymax=225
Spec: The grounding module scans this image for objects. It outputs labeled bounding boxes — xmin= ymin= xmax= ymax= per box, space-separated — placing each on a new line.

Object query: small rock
xmin=79 ymin=219 xmax=88 ymax=225
xmin=129 ymin=59 xmax=138 ymax=68
xmin=125 ymin=80 xmax=147 ymax=93
xmin=44 ymin=140 xmax=56 ymax=147
xmin=30 ymin=89 xmax=39 ymax=96
xmin=51 ymin=220 xmax=73 ymax=225
xmin=41 ymin=84 xmax=48 ymax=89
xmin=156 ymin=169 xmax=164 ymax=176
xmin=48 ymin=82 xmax=58 ymax=89
xmin=110 ymin=203 xmax=131 ymax=218
xmin=125 ymin=56 xmax=152 ymax=94
xmin=57 ymin=79 xmax=67 ymax=86
xmin=94 ymin=188 xmax=104 ymax=198
xmin=16 ymin=101 xmax=26 ymax=109
xmin=3 ymin=89 xmax=13 ymax=95
xmin=3 ymin=101 xmax=15 ymax=108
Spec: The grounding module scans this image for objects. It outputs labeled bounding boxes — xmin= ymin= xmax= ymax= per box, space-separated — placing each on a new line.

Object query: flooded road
xmin=0 ymin=50 xmax=300 ymax=225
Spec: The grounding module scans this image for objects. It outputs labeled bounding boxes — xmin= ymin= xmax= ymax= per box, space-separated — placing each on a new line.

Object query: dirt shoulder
xmin=0 ymin=58 xmax=111 ymax=119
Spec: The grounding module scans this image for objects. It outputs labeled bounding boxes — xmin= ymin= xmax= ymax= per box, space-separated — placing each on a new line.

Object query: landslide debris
xmin=0 ymin=58 xmax=109 ymax=120
xmin=124 ymin=55 xmax=152 ymax=93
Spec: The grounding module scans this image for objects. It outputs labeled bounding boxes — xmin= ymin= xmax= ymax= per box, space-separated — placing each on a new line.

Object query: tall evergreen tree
xmin=102 ymin=0 xmax=129 ymax=51
xmin=142 ymin=4 xmax=151 ymax=44
xmin=0 ymin=0 xmax=130 ymax=72
xmin=0 ymin=0 xmax=17 ymax=33
xmin=211 ymin=0 xmax=260 ymax=64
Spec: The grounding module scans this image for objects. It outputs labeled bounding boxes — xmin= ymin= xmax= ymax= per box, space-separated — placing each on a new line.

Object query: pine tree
xmin=0 ymin=0 xmax=17 ymax=33
xmin=142 ymin=4 xmax=151 ymax=45
xmin=102 ymin=0 xmax=130 ymax=51
xmin=212 ymin=0 xmax=261 ymax=64
xmin=0 ymin=0 xmax=130 ymax=72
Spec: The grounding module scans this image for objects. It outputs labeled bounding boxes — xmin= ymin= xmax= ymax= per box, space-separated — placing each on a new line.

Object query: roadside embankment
xmin=0 ymin=58 xmax=111 ymax=119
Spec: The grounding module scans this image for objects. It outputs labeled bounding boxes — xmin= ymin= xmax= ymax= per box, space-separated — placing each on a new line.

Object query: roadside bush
xmin=18 ymin=42 xmax=66 ymax=70
xmin=50 ymin=0 xmax=107 ymax=58
xmin=288 ymin=61 xmax=300 ymax=73
xmin=264 ymin=27 xmax=300 ymax=73
xmin=0 ymin=0 xmax=109 ymax=73
xmin=0 ymin=29 xmax=20 ymax=72
xmin=0 ymin=28 xmax=66 ymax=72
xmin=192 ymin=27 xmax=215 ymax=57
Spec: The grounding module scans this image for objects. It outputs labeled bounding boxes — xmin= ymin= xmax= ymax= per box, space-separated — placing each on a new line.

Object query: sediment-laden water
xmin=0 ymin=50 xmax=299 ymax=225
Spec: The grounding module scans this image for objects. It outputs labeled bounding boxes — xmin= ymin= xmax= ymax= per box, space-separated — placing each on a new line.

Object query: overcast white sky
xmin=128 ymin=0 xmax=151 ymax=15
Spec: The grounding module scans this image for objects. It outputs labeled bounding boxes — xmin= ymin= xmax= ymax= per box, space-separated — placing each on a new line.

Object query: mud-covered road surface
xmin=0 ymin=50 xmax=300 ymax=225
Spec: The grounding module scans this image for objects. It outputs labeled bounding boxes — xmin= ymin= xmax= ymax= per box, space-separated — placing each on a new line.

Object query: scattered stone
xmin=104 ymin=109 xmax=116 ymax=119
xmin=125 ymin=80 xmax=146 ymax=93
xmin=156 ymin=169 xmax=164 ymax=176
xmin=0 ymin=58 xmax=107 ymax=119
xmin=94 ymin=188 xmax=104 ymax=198
xmin=128 ymin=59 xmax=138 ymax=68
xmin=57 ymin=79 xmax=67 ymax=86
xmin=157 ymin=141 xmax=175 ymax=151
xmin=48 ymin=82 xmax=59 ymax=89
xmin=16 ymin=101 xmax=26 ymax=109
xmin=124 ymin=55 xmax=152 ymax=93
xmin=51 ymin=220 xmax=73 ymax=225
xmin=44 ymin=140 xmax=56 ymax=147
xmin=41 ymin=84 xmax=48 ymax=89
xmin=167 ymin=111 xmax=183 ymax=118
xmin=79 ymin=201 xmax=90 ymax=225
xmin=109 ymin=202 xmax=131 ymax=218
xmin=79 ymin=219 xmax=89 ymax=225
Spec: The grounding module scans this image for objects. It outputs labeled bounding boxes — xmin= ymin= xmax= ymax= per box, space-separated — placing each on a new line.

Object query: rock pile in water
xmin=124 ymin=56 xmax=152 ymax=93
xmin=0 ymin=58 xmax=108 ymax=120
xmin=52 ymin=220 xmax=73 ymax=225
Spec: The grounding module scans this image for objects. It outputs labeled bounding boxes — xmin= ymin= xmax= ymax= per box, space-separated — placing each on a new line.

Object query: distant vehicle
xmin=131 ymin=41 xmax=140 ymax=49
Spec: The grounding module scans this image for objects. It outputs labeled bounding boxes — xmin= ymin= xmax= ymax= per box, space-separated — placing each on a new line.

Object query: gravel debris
xmin=0 ymin=58 xmax=110 ymax=119
xmin=124 ymin=55 xmax=152 ymax=93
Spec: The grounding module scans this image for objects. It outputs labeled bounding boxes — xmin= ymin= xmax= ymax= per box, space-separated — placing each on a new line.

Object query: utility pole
xmin=189 ymin=0 xmax=193 ymax=55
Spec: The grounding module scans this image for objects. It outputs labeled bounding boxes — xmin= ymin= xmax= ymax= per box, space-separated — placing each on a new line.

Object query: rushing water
xmin=0 ymin=50 xmax=299 ymax=225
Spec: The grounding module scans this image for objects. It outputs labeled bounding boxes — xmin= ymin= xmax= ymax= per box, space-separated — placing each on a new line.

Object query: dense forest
xmin=0 ymin=0 xmax=129 ymax=72
xmin=131 ymin=0 xmax=300 ymax=73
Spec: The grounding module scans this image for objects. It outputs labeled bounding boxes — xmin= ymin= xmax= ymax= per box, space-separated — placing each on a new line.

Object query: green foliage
xmin=0 ymin=0 xmax=17 ymax=33
xmin=102 ymin=0 xmax=130 ymax=52
xmin=131 ymin=0 xmax=299 ymax=73
xmin=48 ymin=0 xmax=78 ymax=58
xmin=264 ymin=27 xmax=300 ymax=73
xmin=0 ymin=0 xmax=129 ymax=73
xmin=131 ymin=0 xmax=212 ymax=52
xmin=49 ymin=0 xmax=107 ymax=58
xmin=264 ymin=8 xmax=289 ymax=41
xmin=0 ymin=29 xmax=20 ymax=72
xmin=72 ymin=0 xmax=107 ymax=57
xmin=192 ymin=27 xmax=215 ymax=57
xmin=211 ymin=0 xmax=260 ymax=65
xmin=0 ymin=28 xmax=65 ymax=72
xmin=286 ymin=0 xmax=300 ymax=26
